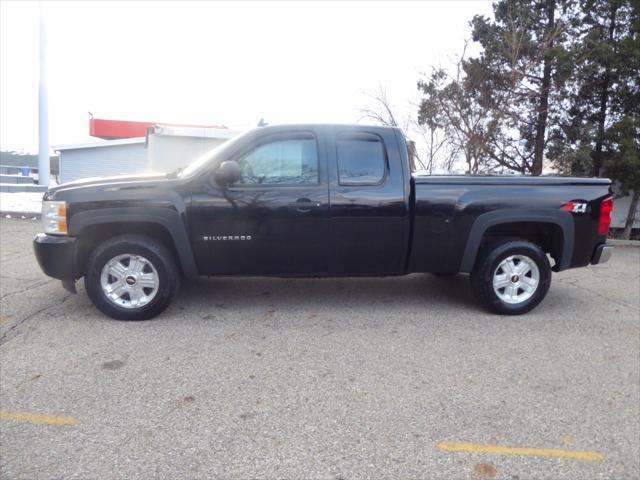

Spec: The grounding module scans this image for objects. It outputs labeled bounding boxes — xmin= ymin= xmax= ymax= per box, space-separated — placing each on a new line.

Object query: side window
xmin=238 ymin=135 xmax=318 ymax=185
xmin=337 ymin=133 xmax=386 ymax=185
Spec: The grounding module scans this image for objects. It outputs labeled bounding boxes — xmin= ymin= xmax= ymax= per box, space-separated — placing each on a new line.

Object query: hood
xmin=44 ymin=172 xmax=176 ymax=202
xmin=47 ymin=172 xmax=168 ymax=194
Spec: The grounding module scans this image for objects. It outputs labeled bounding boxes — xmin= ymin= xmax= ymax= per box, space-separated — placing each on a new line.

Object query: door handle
xmin=289 ymin=198 xmax=321 ymax=212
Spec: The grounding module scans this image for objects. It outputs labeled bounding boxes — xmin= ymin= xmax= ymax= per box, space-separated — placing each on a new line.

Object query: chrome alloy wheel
xmin=100 ymin=254 xmax=159 ymax=309
xmin=492 ymin=254 xmax=540 ymax=304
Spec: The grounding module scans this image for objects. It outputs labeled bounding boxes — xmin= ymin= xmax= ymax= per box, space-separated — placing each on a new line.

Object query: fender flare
xmin=69 ymin=207 xmax=198 ymax=278
xmin=459 ymin=209 xmax=574 ymax=273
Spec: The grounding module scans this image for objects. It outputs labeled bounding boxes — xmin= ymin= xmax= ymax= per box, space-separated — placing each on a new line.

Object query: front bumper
xmin=591 ymin=243 xmax=614 ymax=265
xmin=33 ymin=233 xmax=77 ymax=280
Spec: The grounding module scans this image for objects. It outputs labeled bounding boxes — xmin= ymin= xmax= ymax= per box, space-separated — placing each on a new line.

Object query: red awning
xmin=89 ymin=118 xmax=222 ymax=140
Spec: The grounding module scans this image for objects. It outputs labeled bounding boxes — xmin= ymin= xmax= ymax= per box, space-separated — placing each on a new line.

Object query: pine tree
xmin=551 ymin=0 xmax=638 ymax=236
xmin=466 ymin=0 xmax=574 ymax=174
xmin=605 ymin=117 xmax=640 ymax=238
xmin=554 ymin=0 xmax=636 ymax=176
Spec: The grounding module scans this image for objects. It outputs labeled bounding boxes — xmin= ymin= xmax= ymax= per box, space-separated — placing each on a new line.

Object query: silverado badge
xmin=203 ymin=235 xmax=252 ymax=241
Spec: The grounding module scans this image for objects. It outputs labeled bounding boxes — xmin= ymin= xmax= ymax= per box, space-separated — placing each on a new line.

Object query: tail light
xmin=598 ymin=196 xmax=614 ymax=236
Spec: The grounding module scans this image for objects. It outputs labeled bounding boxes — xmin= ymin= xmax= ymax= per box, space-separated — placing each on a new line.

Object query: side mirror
xmin=214 ymin=160 xmax=241 ymax=186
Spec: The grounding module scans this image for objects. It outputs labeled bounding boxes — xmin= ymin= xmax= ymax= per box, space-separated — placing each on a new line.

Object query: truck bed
xmin=409 ymin=174 xmax=612 ymax=275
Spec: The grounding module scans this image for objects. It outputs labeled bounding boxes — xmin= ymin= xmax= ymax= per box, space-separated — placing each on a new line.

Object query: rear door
xmin=326 ymin=128 xmax=410 ymax=274
xmin=189 ymin=129 xmax=329 ymax=275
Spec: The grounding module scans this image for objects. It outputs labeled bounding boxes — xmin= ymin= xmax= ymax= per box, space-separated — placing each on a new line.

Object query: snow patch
xmin=0 ymin=191 xmax=44 ymax=213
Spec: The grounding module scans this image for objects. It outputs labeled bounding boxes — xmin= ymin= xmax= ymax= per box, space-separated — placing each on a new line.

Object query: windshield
xmin=178 ymin=130 xmax=247 ymax=178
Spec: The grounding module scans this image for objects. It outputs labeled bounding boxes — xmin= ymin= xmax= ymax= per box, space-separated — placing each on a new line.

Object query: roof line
xmin=53 ymin=137 xmax=146 ymax=151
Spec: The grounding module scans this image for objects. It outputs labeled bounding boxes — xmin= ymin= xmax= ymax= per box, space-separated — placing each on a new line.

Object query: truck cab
xmin=187 ymin=125 xmax=410 ymax=276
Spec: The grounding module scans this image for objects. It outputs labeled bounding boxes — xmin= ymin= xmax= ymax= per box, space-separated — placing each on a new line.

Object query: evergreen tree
xmin=552 ymin=0 xmax=637 ymax=177
xmin=604 ymin=116 xmax=640 ymax=238
xmin=467 ymin=0 xmax=574 ymax=174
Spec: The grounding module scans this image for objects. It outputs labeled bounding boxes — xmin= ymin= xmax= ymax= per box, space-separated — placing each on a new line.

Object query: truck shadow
xmin=177 ymin=273 xmax=481 ymax=314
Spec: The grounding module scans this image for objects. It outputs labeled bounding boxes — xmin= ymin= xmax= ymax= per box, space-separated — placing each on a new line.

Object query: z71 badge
xmin=560 ymin=201 xmax=588 ymax=213
xmin=203 ymin=235 xmax=252 ymax=241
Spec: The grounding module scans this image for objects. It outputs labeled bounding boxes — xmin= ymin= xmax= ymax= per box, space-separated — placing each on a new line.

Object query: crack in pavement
xmin=0 ymin=275 xmax=49 ymax=282
xmin=0 ymin=279 xmax=55 ymax=300
xmin=556 ymin=277 xmax=640 ymax=311
xmin=0 ymin=252 xmax=40 ymax=262
xmin=0 ymin=293 xmax=72 ymax=346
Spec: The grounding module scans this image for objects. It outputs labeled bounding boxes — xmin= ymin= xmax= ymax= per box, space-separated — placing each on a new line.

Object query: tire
xmin=84 ymin=234 xmax=180 ymax=320
xmin=470 ymin=239 xmax=551 ymax=315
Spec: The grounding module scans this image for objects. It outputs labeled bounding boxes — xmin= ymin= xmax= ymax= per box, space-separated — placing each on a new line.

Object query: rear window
xmin=337 ymin=133 xmax=386 ymax=185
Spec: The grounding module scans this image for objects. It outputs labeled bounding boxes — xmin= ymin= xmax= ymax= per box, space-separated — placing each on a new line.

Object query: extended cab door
xmin=189 ymin=129 xmax=329 ymax=275
xmin=326 ymin=127 xmax=410 ymax=274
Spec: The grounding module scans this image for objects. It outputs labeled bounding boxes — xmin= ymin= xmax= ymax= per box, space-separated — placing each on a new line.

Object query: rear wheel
xmin=470 ymin=239 xmax=551 ymax=315
xmin=84 ymin=234 xmax=180 ymax=320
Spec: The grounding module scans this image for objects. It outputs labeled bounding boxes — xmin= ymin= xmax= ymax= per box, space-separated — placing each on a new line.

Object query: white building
xmin=147 ymin=125 xmax=238 ymax=173
xmin=55 ymin=138 xmax=147 ymax=183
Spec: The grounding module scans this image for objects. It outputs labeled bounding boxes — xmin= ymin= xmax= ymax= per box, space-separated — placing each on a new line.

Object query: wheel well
xmin=75 ymin=222 xmax=182 ymax=277
xmin=480 ymin=222 xmax=564 ymax=268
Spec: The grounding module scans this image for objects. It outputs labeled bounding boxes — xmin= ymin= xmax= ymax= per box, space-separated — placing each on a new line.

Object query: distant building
xmin=55 ymin=138 xmax=147 ymax=184
xmin=54 ymin=118 xmax=240 ymax=184
xmin=147 ymin=124 xmax=238 ymax=173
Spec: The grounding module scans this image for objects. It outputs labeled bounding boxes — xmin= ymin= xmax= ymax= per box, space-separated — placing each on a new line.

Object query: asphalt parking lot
xmin=0 ymin=217 xmax=638 ymax=479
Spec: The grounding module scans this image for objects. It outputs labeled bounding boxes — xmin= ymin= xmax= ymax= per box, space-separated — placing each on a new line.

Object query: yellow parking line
xmin=437 ymin=441 xmax=604 ymax=462
xmin=0 ymin=411 xmax=77 ymax=426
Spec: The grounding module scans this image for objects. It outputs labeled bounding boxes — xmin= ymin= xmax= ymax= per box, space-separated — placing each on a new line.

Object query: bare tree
xmin=409 ymin=116 xmax=459 ymax=174
xmin=360 ymin=86 xmax=408 ymax=130
xmin=360 ymin=86 xmax=460 ymax=174
xmin=418 ymin=42 xmax=496 ymax=174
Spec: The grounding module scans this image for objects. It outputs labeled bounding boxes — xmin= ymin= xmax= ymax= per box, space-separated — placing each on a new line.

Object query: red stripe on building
xmin=89 ymin=118 xmax=224 ymax=140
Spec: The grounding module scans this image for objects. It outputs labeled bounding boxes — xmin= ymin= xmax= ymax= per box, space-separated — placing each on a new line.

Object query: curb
xmin=608 ymin=238 xmax=640 ymax=246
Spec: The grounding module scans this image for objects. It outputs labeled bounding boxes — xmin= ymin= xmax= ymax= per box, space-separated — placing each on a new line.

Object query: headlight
xmin=42 ymin=201 xmax=67 ymax=234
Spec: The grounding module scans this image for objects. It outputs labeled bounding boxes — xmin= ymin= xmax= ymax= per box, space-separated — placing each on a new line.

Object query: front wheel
xmin=470 ymin=239 xmax=551 ymax=315
xmin=84 ymin=234 xmax=180 ymax=320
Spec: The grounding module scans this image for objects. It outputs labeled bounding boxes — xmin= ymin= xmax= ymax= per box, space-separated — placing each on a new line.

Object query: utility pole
xmin=38 ymin=6 xmax=50 ymax=187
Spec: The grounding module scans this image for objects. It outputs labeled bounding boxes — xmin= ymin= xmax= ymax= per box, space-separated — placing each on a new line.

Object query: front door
xmin=189 ymin=130 xmax=329 ymax=275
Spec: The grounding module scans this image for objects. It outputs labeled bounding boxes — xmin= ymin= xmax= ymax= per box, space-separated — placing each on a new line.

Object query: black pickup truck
xmin=34 ymin=124 xmax=614 ymax=320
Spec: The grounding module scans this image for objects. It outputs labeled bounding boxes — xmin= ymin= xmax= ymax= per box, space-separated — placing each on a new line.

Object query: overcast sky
xmin=1 ymin=0 xmax=493 ymax=153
